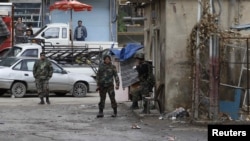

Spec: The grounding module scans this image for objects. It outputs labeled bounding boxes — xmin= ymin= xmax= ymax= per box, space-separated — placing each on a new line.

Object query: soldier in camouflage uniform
xmin=96 ymin=55 xmax=120 ymax=118
xmin=33 ymin=52 xmax=53 ymax=105
xmin=130 ymin=53 xmax=155 ymax=113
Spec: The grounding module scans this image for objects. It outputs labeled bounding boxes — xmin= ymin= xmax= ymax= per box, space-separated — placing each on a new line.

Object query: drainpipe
xmin=123 ymin=16 xmax=147 ymax=21
xmin=209 ymin=0 xmax=214 ymax=120
xmin=41 ymin=0 xmax=44 ymax=27
xmin=192 ymin=0 xmax=202 ymax=120
xmin=110 ymin=0 xmax=117 ymax=42
xmin=247 ymin=39 xmax=249 ymax=114
xmin=209 ymin=0 xmax=220 ymax=120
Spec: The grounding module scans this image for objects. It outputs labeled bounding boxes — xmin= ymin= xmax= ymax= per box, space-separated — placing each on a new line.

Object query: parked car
xmin=0 ymin=57 xmax=97 ymax=98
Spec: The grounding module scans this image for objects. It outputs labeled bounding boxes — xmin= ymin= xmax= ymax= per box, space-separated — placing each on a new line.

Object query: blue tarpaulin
xmin=110 ymin=43 xmax=143 ymax=61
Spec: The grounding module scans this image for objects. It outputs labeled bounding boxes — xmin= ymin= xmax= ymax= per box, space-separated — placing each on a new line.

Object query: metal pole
xmin=41 ymin=0 xmax=45 ymax=27
xmin=70 ymin=9 xmax=73 ymax=48
xmin=209 ymin=0 xmax=219 ymax=120
xmin=215 ymin=33 xmax=220 ymax=120
xmin=247 ymin=39 xmax=249 ymax=114
xmin=11 ymin=3 xmax=14 ymax=46
xmin=192 ymin=0 xmax=202 ymax=120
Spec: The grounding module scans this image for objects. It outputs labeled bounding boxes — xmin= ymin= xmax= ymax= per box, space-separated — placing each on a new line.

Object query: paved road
xmin=0 ymin=92 xmax=207 ymax=141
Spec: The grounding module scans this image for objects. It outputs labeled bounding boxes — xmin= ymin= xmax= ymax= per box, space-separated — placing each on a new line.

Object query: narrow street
xmin=0 ymin=93 xmax=207 ymax=141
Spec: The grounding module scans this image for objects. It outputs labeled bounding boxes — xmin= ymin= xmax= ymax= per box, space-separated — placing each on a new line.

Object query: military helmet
xmin=135 ymin=53 xmax=144 ymax=59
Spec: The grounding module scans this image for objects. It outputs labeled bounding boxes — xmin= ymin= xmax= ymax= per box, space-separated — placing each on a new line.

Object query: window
xmin=42 ymin=27 xmax=60 ymax=38
xmin=13 ymin=60 xmax=35 ymax=71
xmin=21 ymin=49 xmax=38 ymax=57
xmin=26 ymin=61 xmax=35 ymax=71
xmin=52 ymin=62 xmax=63 ymax=73
xmin=13 ymin=62 xmax=21 ymax=70
xmin=62 ymin=28 xmax=67 ymax=38
xmin=33 ymin=25 xmax=47 ymax=37
xmin=0 ymin=58 xmax=20 ymax=67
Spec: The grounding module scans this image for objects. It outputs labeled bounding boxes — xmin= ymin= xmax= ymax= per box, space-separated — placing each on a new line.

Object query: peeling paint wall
xmin=164 ymin=0 xmax=196 ymax=111
xmin=143 ymin=0 xmax=250 ymax=113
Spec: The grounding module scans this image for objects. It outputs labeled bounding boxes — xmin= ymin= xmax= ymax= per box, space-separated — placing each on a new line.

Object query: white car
xmin=0 ymin=57 xmax=97 ymax=98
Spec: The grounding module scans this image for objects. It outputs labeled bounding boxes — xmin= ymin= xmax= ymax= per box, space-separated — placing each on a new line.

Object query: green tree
xmin=118 ymin=11 xmax=127 ymax=32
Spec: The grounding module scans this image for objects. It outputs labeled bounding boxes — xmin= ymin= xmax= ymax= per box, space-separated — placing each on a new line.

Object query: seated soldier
xmin=130 ymin=53 xmax=155 ymax=113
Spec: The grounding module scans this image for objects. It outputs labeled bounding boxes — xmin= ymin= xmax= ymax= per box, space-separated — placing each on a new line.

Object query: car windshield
xmin=33 ymin=25 xmax=47 ymax=37
xmin=0 ymin=58 xmax=20 ymax=67
xmin=4 ymin=46 xmax=22 ymax=58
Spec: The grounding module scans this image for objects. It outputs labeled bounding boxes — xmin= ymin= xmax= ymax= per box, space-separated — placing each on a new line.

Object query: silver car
xmin=0 ymin=57 xmax=97 ymax=98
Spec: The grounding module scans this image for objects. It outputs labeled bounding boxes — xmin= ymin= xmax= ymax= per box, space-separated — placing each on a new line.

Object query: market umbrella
xmin=49 ymin=0 xmax=92 ymax=47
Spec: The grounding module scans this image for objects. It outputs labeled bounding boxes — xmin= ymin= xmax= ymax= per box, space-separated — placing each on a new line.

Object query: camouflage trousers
xmin=131 ymin=84 xmax=150 ymax=102
xmin=98 ymin=85 xmax=117 ymax=109
xmin=35 ymin=79 xmax=49 ymax=98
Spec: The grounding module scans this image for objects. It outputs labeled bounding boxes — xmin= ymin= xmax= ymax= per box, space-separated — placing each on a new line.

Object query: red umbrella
xmin=49 ymin=0 xmax=92 ymax=12
xmin=49 ymin=0 xmax=92 ymax=47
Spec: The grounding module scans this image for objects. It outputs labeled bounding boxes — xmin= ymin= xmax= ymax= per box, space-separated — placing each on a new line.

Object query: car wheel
xmin=11 ymin=82 xmax=26 ymax=98
xmin=72 ymin=82 xmax=87 ymax=97
xmin=0 ymin=89 xmax=7 ymax=96
xmin=54 ymin=92 xmax=67 ymax=97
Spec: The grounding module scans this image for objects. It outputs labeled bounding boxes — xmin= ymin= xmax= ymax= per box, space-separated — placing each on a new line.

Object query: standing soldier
xmin=96 ymin=55 xmax=120 ymax=118
xmin=130 ymin=53 xmax=155 ymax=113
xmin=33 ymin=52 xmax=53 ymax=105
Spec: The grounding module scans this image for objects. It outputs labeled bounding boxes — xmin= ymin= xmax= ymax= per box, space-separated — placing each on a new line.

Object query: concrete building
xmin=126 ymin=0 xmax=250 ymax=119
xmin=8 ymin=0 xmax=250 ymax=120
xmin=8 ymin=0 xmax=118 ymax=42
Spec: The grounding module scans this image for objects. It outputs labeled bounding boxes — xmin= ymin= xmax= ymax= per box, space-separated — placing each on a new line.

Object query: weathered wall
xmin=50 ymin=0 xmax=117 ymax=42
xmin=144 ymin=0 xmax=250 ymax=112
xmin=143 ymin=0 xmax=167 ymax=111
xmin=164 ymin=0 xmax=197 ymax=111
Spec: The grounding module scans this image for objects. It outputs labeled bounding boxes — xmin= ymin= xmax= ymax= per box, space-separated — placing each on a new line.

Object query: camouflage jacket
xmin=136 ymin=61 xmax=155 ymax=87
xmin=96 ymin=62 xmax=120 ymax=87
xmin=136 ymin=62 xmax=149 ymax=82
xmin=33 ymin=59 xmax=53 ymax=80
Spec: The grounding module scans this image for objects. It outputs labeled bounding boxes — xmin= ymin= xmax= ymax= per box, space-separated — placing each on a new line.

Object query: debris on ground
xmin=131 ymin=123 xmax=141 ymax=129
xmin=218 ymin=112 xmax=232 ymax=121
xmin=166 ymin=135 xmax=176 ymax=141
xmin=160 ymin=107 xmax=189 ymax=120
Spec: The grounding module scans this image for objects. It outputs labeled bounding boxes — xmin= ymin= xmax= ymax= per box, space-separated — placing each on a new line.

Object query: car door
xmin=41 ymin=27 xmax=68 ymax=46
xmin=24 ymin=60 xmax=37 ymax=90
xmin=49 ymin=62 xmax=71 ymax=91
xmin=12 ymin=59 xmax=36 ymax=90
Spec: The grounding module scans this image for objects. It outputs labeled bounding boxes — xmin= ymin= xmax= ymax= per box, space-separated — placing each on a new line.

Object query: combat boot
xmin=111 ymin=107 xmax=117 ymax=117
xmin=39 ymin=97 xmax=45 ymax=105
xmin=46 ymin=96 xmax=50 ymax=104
xmin=129 ymin=102 xmax=139 ymax=110
xmin=141 ymin=102 xmax=150 ymax=114
xmin=96 ymin=108 xmax=104 ymax=118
